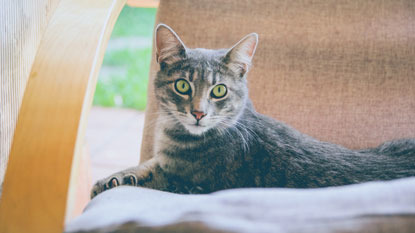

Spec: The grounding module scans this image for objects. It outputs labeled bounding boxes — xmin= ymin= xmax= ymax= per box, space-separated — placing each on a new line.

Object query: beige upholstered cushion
xmin=141 ymin=0 xmax=415 ymax=162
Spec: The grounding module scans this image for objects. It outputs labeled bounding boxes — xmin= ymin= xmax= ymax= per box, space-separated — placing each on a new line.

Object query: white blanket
xmin=66 ymin=177 xmax=415 ymax=233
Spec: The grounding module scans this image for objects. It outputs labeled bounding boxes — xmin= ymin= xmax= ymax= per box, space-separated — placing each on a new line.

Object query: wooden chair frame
xmin=0 ymin=0 xmax=126 ymax=232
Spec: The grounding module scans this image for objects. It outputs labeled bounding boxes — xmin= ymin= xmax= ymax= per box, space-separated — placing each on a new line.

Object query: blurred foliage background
xmin=93 ymin=6 xmax=157 ymax=110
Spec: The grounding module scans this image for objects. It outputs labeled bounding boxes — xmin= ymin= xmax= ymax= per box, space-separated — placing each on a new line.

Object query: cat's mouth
xmin=190 ymin=122 xmax=206 ymax=128
xmin=183 ymin=122 xmax=209 ymax=135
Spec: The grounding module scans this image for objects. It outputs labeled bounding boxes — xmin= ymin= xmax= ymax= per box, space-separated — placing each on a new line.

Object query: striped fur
xmin=91 ymin=24 xmax=415 ymax=198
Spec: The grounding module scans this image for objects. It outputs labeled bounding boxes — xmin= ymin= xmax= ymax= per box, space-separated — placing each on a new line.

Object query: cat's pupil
xmin=218 ymin=87 xmax=221 ymax=93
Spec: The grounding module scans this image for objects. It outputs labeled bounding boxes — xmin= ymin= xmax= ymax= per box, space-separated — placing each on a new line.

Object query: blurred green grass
xmin=111 ymin=6 xmax=157 ymax=38
xmin=93 ymin=6 xmax=157 ymax=110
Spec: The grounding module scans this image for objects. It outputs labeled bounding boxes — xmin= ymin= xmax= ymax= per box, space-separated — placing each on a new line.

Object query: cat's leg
xmin=90 ymin=158 xmax=167 ymax=199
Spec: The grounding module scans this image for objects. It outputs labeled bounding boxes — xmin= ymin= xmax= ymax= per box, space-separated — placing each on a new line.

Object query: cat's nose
xmin=191 ymin=111 xmax=207 ymax=121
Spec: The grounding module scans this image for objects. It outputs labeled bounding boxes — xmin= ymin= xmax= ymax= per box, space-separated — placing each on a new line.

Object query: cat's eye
xmin=211 ymin=84 xmax=227 ymax=99
xmin=174 ymin=79 xmax=191 ymax=95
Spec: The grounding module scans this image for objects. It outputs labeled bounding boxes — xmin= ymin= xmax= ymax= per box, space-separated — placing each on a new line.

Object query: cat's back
xmin=240 ymin=103 xmax=313 ymax=150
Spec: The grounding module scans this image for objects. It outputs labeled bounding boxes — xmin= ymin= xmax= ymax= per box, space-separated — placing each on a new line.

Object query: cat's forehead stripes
xmin=212 ymin=72 xmax=217 ymax=85
xmin=184 ymin=65 xmax=224 ymax=85
xmin=165 ymin=54 xmax=230 ymax=77
xmin=188 ymin=68 xmax=194 ymax=81
xmin=199 ymin=68 xmax=205 ymax=81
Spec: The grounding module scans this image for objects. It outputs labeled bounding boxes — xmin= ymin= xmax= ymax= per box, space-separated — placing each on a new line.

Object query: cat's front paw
xmin=90 ymin=173 xmax=139 ymax=199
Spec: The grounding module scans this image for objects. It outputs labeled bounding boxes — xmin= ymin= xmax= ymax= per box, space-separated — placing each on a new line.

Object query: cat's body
xmin=144 ymin=101 xmax=415 ymax=193
xmin=91 ymin=24 xmax=415 ymax=198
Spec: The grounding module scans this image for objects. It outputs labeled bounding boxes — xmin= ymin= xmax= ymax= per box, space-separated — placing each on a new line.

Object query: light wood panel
xmin=0 ymin=0 xmax=126 ymax=232
xmin=127 ymin=0 xmax=159 ymax=8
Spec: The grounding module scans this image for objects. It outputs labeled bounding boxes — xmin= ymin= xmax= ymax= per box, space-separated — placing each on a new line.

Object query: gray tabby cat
xmin=91 ymin=24 xmax=415 ymax=198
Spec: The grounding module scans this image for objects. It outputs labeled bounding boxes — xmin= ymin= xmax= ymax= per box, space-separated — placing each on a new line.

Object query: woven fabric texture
xmin=141 ymin=0 xmax=415 ymax=162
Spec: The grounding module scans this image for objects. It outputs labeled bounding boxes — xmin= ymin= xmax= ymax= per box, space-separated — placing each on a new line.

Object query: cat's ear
xmin=224 ymin=33 xmax=258 ymax=77
xmin=155 ymin=24 xmax=187 ymax=65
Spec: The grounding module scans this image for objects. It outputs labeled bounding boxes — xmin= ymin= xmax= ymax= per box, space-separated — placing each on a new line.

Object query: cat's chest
xmin=155 ymin=146 xmax=213 ymax=185
xmin=154 ymin=131 xmax=223 ymax=174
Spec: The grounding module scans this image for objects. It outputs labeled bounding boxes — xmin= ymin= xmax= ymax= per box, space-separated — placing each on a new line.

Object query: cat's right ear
xmin=155 ymin=24 xmax=187 ymax=65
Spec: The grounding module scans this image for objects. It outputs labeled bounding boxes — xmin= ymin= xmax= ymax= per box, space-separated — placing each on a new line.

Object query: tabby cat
xmin=91 ymin=24 xmax=415 ymax=198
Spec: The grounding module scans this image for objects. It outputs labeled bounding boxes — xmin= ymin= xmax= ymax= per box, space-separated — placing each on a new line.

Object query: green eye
xmin=211 ymin=84 xmax=227 ymax=99
xmin=175 ymin=79 xmax=191 ymax=94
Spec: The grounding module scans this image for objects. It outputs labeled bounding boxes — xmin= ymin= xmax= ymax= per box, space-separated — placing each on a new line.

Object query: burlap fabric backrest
xmin=140 ymin=0 xmax=415 ymax=163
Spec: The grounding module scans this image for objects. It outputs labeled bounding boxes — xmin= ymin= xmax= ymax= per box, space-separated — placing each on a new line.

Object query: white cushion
xmin=66 ymin=177 xmax=415 ymax=233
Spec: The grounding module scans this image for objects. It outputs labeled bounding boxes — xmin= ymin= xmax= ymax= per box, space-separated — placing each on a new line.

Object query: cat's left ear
xmin=224 ymin=33 xmax=258 ymax=77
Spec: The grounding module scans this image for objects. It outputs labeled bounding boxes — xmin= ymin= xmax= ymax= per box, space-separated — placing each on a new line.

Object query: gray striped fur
xmin=91 ymin=24 xmax=415 ymax=198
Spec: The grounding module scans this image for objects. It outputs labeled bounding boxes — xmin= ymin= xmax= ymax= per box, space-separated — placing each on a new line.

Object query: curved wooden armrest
xmin=0 ymin=0 xmax=126 ymax=232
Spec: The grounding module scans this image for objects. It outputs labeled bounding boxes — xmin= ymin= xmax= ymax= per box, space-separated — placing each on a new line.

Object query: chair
xmin=67 ymin=0 xmax=415 ymax=232
xmin=3 ymin=0 xmax=415 ymax=232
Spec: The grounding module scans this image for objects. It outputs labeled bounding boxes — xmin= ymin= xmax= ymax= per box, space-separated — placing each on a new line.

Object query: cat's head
xmin=154 ymin=24 xmax=258 ymax=135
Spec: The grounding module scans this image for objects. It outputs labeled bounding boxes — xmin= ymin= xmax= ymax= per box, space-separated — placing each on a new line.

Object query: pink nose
xmin=191 ymin=111 xmax=207 ymax=120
